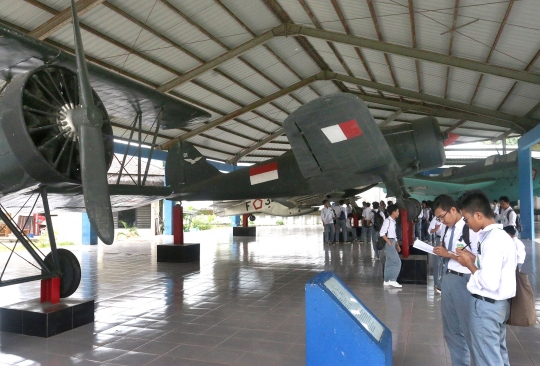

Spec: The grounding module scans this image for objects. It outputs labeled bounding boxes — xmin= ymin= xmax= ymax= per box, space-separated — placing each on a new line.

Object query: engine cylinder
xmin=0 ymin=65 xmax=113 ymax=194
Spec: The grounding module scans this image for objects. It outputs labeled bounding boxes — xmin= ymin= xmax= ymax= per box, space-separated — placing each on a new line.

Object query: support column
xmin=231 ymin=216 xmax=241 ymax=227
xmin=400 ymin=210 xmax=410 ymax=258
xmin=173 ymin=204 xmax=184 ymax=245
xmin=353 ymin=213 xmax=359 ymax=227
xmin=164 ymin=199 xmax=174 ymax=236
xmin=40 ymin=278 xmax=60 ymax=304
xmin=242 ymin=214 xmax=249 ymax=227
xmin=82 ymin=213 xmax=98 ymax=245
xmin=518 ymin=147 xmax=534 ymax=239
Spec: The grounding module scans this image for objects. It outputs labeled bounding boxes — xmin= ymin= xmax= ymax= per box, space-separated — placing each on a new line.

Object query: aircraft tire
xmin=403 ymin=198 xmax=421 ymax=222
xmin=43 ymin=248 xmax=82 ymax=298
xmin=249 ymin=214 xmax=256 ymax=222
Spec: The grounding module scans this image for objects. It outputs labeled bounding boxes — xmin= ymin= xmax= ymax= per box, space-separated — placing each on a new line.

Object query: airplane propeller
xmin=68 ymin=0 xmax=114 ymax=244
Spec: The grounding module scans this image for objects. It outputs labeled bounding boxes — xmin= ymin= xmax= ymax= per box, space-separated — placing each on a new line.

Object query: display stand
xmin=0 ymin=298 xmax=94 ymax=338
xmin=306 ymin=272 xmax=392 ymax=366
xmin=157 ymin=204 xmax=200 ymax=263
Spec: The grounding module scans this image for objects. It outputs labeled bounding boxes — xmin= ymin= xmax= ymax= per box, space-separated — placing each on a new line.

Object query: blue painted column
xmin=164 ymin=199 xmax=174 ymax=235
xmin=518 ymin=147 xmax=534 ymax=239
xmin=82 ymin=213 xmax=98 ymax=245
xmin=230 ymin=216 xmax=240 ymax=227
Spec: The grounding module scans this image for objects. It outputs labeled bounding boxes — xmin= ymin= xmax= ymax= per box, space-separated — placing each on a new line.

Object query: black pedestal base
xmin=0 ymin=298 xmax=94 ymax=338
xmin=157 ymin=243 xmax=200 ymax=262
xmin=233 ymin=227 xmax=256 ymax=236
xmin=397 ymin=254 xmax=428 ymax=285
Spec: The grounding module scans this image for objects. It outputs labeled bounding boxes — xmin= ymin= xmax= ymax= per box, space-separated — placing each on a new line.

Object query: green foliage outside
xmin=483 ymin=137 xmax=518 ymax=145
xmin=116 ymin=220 xmax=140 ymax=239
xmin=276 ymin=220 xmax=284 ymax=226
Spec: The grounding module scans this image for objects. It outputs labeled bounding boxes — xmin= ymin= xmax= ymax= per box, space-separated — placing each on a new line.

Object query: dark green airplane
xmin=166 ymin=93 xmax=447 ymax=219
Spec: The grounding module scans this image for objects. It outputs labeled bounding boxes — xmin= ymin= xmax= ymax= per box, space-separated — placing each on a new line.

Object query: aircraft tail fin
xmin=165 ymin=141 xmax=221 ymax=189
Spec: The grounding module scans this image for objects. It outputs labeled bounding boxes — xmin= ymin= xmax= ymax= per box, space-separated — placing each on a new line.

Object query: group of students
xmin=431 ymin=191 xmax=524 ymax=366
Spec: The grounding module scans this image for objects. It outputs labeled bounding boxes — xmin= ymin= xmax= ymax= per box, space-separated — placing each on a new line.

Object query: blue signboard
xmin=306 ymin=271 xmax=392 ymax=366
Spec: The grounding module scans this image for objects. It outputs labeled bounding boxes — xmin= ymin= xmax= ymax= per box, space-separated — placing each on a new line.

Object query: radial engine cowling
xmin=0 ymin=65 xmax=114 ymax=195
xmin=381 ymin=116 xmax=446 ymax=176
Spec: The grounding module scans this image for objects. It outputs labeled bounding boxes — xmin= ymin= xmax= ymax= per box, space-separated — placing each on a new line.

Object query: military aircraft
xmin=0 ymin=1 xmax=446 ymax=299
xmin=0 ymin=0 xmax=209 ymax=297
xmin=165 ymin=93 xmax=446 ymax=220
xmin=396 ymin=151 xmax=540 ymax=202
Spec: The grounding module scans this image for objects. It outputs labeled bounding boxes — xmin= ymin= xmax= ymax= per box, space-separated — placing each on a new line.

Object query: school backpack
xmin=507 ymin=209 xmax=522 ymax=232
xmin=339 ymin=208 xmax=346 ymax=220
xmin=372 ymin=210 xmax=385 ymax=231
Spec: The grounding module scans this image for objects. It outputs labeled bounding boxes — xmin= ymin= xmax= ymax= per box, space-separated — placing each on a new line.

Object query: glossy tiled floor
xmin=0 ymin=225 xmax=539 ymax=365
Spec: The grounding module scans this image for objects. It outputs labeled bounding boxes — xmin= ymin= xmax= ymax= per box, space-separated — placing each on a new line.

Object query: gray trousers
xmin=362 ymin=225 xmax=372 ymax=245
xmin=335 ymin=219 xmax=347 ymax=242
xmin=371 ymin=229 xmax=380 ymax=258
xmin=433 ymin=236 xmax=442 ymax=289
xmin=441 ymin=272 xmax=473 ymax=366
xmin=414 ymin=220 xmax=422 ymax=239
xmin=470 ymin=297 xmax=510 ymax=366
xmin=383 ymin=239 xmax=401 ymax=281
xmin=323 ymin=223 xmax=335 ymax=243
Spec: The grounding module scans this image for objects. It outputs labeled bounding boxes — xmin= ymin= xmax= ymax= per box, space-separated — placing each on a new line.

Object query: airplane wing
xmin=0 ymin=185 xmax=172 ymax=215
xmin=0 ymin=23 xmax=211 ymax=131
xmin=399 ymin=176 xmax=497 ymax=200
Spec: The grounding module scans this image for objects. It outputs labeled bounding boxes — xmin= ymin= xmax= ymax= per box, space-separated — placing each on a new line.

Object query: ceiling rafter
xmin=28 ymin=0 xmax=104 ymax=40
xmin=365 ymin=0 xmax=401 ymax=96
xmin=444 ymin=0 xmax=460 ymax=99
xmin=445 ymin=119 xmax=467 ymax=133
xmin=227 ymin=128 xmax=285 ymax=165
xmin=330 ymin=0 xmax=386 ymax=98
xmin=261 ymin=0 xmax=348 ymax=93
xmin=296 ymin=0 xmax=364 ymax=94
xmin=160 ymin=74 xmax=321 ymax=150
xmin=159 ymin=0 xmax=305 ymax=107
xmin=469 ymin=0 xmax=515 ymax=104
xmin=407 ymin=0 xmax=422 ymax=93
xmin=213 ymin=0 xmax=321 ymax=98
xmin=101 ymin=1 xmax=290 ymax=125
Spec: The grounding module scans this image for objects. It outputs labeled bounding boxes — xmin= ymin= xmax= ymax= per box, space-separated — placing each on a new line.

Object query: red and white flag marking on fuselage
xmin=250 ymin=162 xmax=278 ymax=185
xmin=321 ymin=119 xmax=362 ymax=143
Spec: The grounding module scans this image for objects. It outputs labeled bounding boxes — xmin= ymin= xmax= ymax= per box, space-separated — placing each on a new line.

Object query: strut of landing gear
xmin=0 ymin=186 xmax=81 ymax=298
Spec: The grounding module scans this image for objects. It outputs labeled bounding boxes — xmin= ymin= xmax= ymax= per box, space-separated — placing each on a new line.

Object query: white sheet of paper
xmin=413 ymin=240 xmax=435 ymax=254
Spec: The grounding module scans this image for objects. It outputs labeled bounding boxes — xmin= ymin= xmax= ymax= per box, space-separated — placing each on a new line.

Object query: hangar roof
xmin=1 ymin=0 xmax=539 ymax=163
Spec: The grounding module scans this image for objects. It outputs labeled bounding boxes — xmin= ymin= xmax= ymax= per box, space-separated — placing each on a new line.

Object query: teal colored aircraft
xmin=393 ymin=151 xmax=540 ymax=202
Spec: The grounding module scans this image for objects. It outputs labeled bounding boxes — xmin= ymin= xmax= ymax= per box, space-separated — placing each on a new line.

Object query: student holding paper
xmin=455 ymin=190 xmax=516 ymax=366
xmin=432 ymin=195 xmax=479 ymax=366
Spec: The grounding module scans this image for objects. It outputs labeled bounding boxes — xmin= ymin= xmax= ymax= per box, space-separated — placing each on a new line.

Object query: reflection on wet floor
xmin=0 ymin=225 xmax=539 ymax=365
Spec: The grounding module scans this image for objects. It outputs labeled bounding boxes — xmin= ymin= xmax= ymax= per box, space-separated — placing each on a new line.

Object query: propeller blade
xmin=79 ymin=125 xmax=114 ymax=244
xmin=69 ymin=0 xmax=114 ymax=243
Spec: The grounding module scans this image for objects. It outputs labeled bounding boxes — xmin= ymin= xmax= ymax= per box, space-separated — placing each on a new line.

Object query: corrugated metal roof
xmin=1 ymin=0 xmax=538 ymax=168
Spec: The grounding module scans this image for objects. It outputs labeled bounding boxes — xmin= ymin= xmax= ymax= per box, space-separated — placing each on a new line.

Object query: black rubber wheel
xmin=43 ymin=248 xmax=81 ymax=298
xmin=403 ymin=198 xmax=421 ymax=222
xmin=249 ymin=214 xmax=256 ymax=222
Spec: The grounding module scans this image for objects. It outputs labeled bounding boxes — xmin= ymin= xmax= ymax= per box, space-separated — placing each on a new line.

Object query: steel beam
xmin=29 ymin=0 xmax=105 ymax=40
xmin=329 ymin=72 xmax=534 ymax=131
xmin=157 ymin=24 xmax=288 ymax=92
xmin=160 ymin=74 xmax=321 ymax=150
xmin=351 ymin=92 xmax=520 ymax=129
xmin=226 ymin=128 xmax=284 ymax=165
xmin=378 ymin=109 xmax=402 ymax=128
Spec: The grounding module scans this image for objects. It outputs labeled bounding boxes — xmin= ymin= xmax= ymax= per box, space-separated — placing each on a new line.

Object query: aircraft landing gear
xmin=0 ymin=186 xmax=81 ymax=298
xmin=43 ymin=248 xmax=81 ymax=298
xmin=249 ymin=214 xmax=256 ymax=222
xmin=402 ymin=198 xmax=421 ymax=221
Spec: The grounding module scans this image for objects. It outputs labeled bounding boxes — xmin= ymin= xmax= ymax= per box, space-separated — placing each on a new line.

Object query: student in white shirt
xmin=428 ymin=216 xmax=446 ymax=292
xmin=333 ymin=200 xmax=349 ymax=243
xmin=499 ymin=196 xmax=516 ymax=230
xmin=492 ymin=199 xmax=499 ymax=220
xmin=380 ymin=204 xmax=401 ymax=288
xmin=361 ymin=202 xmax=372 ymax=245
xmin=432 ymin=195 xmax=479 ymax=366
xmin=503 ymin=226 xmax=526 ymax=270
xmin=320 ymin=200 xmax=335 ymax=245
xmin=455 ymin=190 xmax=517 ymax=366
xmin=414 ymin=209 xmax=423 ymax=240
xmin=370 ymin=202 xmax=386 ymax=259
xmin=346 ymin=213 xmax=357 ymax=243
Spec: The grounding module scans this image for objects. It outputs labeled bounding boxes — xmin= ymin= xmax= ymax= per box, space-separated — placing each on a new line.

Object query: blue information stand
xmin=306 ymin=272 xmax=392 ymax=366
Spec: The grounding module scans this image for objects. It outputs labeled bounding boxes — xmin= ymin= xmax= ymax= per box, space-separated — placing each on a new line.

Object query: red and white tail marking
xmin=250 ymin=162 xmax=278 ymax=185
xmin=321 ymin=119 xmax=363 ymax=143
